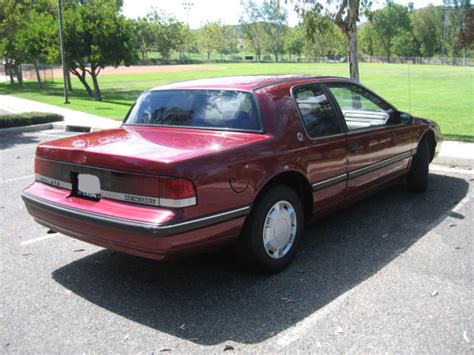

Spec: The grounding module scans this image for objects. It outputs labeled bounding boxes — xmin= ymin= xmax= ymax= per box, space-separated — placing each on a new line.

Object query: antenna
xmin=408 ymin=63 xmax=411 ymax=112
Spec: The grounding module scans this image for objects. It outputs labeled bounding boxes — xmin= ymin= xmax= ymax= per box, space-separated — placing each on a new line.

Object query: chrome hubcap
xmin=263 ymin=200 xmax=297 ymax=259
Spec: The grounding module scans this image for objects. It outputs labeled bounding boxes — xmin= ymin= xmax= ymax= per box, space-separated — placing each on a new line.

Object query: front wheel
xmin=235 ymin=185 xmax=304 ymax=273
xmin=407 ymin=138 xmax=430 ymax=193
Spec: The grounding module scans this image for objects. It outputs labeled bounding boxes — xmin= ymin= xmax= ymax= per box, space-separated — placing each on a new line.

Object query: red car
xmin=22 ymin=75 xmax=441 ymax=272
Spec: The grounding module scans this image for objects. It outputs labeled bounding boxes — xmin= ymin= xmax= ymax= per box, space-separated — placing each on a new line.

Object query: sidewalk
xmin=0 ymin=95 xmax=121 ymax=131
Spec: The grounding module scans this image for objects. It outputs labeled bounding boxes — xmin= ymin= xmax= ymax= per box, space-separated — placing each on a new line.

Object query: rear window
xmin=125 ymin=90 xmax=262 ymax=132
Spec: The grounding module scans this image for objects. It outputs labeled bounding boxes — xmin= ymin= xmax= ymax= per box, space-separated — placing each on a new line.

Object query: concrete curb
xmin=432 ymin=141 xmax=474 ymax=168
xmin=433 ymin=156 xmax=474 ymax=169
xmin=0 ymin=122 xmax=55 ymax=136
xmin=51 ymin=122 xmax=114 ymax=133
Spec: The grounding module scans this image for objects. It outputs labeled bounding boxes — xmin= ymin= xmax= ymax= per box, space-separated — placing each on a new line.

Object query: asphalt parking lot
xmin=1 ymin=130 xmax=472 ymax=353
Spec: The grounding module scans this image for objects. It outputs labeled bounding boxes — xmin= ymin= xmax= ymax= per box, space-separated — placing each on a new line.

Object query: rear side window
xmin=293 ymin=85 xmax=342 ymax=138
xmin=125 ymin=90 xmax=261 ymax=132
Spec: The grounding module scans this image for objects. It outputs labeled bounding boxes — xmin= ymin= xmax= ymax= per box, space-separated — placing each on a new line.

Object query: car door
xmin=292 ymin=83 xmax=348 ymax=212
xmin=324 ymin=82 xmax=414 ymax=199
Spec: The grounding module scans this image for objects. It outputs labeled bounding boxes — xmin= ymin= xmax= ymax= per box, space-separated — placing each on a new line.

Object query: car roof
xmin=150 ymin=75 xmax=350 ymax=92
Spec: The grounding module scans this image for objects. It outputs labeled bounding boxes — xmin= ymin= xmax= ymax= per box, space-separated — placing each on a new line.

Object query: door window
xmin=327 ymin=84 xmax=394 ymax=131
xmin=293 ymin=85 xmax=342 ymax=138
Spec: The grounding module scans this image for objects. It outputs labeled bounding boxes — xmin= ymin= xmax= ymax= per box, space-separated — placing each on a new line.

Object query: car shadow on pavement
xmin=52 ymin=173 xmax=469 ymax=345
xmin=0 ymin=132 xmax=42 ymax=150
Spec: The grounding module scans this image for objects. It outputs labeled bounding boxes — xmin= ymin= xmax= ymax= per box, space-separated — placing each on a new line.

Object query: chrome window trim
xmin=289 ymin=83 xmax=346 ymax=141
xmin=123 ymin=89 xmax=265 ymax=134
xmin=345 ymin=122 xmax=408 ymax=135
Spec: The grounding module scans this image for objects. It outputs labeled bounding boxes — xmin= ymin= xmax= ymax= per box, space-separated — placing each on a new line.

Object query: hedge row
xmin=0 ymin=112 xmax=63 ymax=129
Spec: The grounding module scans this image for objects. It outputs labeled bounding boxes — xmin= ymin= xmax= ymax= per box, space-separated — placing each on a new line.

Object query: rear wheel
xmin=407 ymin=138 xmax=430 ymax=193
xmin=235 ymin=185 xmax=304 ymax=273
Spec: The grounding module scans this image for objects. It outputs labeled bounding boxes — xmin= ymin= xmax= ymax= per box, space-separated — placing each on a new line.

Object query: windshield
xmin=125 ymin=90 xmax=262 ymax=132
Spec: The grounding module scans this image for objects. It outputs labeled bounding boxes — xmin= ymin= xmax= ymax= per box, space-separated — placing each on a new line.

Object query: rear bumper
xmin=22 ymin=189 xmax=250 ymax=260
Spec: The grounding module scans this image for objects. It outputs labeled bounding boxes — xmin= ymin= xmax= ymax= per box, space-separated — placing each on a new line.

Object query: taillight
xmin=159 ymin=177 xmax=197 ymax=208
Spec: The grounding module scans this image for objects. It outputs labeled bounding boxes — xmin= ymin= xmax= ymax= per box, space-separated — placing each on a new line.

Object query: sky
xmin=121 ymin=0 xmax=445 ymax=29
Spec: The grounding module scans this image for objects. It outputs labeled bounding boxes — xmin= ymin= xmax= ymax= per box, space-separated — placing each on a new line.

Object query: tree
xmin=358 ymin=23 xmax=378 ymax=56
xmin=369 ymin=2 xmax=412 ymax=62
xmin=295 ymin=0 xmax=372 ymax=81
xmin=197 ymin=22 xmax=220 ymax=60
xmin=284 ymin=26 xmax=305 ymax=61
xmin=261 ymin=0 xmax=288 ymax=62
xmin=63 ymin=1 xmax=138 ymax=101
xmin=303 ymin=16 xmax=346 ymax=60
xmin=216 ymin=23 xmax=238 ymax=60
xmin=15 ymin=10 xmax=58 ymax=88
xmin=0 ymin=0 xmax=32 ymax=86
xmin=172 ymin=21 xmax=193 ymax=61
xmin=456 ymin=7 xmax=474 ymax=64
xmin=146 ymin=11 xmax=190 ymax=62
xmin=240 ymin=0 xmax=267 ymax=62
xmin=391 ymin=29 xmax=418 ymax=57
xmin=449 ymin=1 xmax=474 ymax=64
xmin=133 ymin=18 xmax=157 ymax=62
xmin=412 ymin=5 xmax=443 ymax=57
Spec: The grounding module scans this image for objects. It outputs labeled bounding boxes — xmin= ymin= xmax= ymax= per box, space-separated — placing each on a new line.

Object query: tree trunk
xmin=463 ymin=47 xmax=467 ymax=66
xmin=207 ymin=51 xmax=211 ymax=60
xmin=220 ymin=53 xmax=223 ymax=61
xmin=78 ymin=75 xmax=93 ymax=96
xmin=70 ymin=67 xmax=93 ymax=96
xmin=34 ymin=60 xmax=43 ymax=89
xmin=275 ymin=52 xmax=278 ymax=62
xmin=16 ymin=64 xmax=24 ymax=87
xmin=347 ymin=27 xmax=360 ymax=82
xmin=335 ymin=0 xmax=360 ymax=82
xmin=90 ymin=68 xmax=102 ymax=101
xmin=6 ymin=62 xmax=14 ymax=85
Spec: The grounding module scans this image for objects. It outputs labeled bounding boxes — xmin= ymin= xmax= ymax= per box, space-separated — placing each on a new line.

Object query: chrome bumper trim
xmin=22 ymin=192 xmax=250 ymax=237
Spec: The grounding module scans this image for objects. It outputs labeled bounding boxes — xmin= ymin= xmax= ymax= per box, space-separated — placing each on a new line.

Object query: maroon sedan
xmin=22 ymin=75 xmax=441 ymax=272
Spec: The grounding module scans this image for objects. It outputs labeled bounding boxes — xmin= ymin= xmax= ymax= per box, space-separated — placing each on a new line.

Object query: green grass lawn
xmin=0 ymin=63 xmax=472 ymax=141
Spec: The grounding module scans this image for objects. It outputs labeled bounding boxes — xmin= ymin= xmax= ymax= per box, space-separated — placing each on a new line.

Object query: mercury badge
xmin=297 ymin=132 xmax=304 ymax=142
xmin=81 ymin=155 xmax=88 ymax=164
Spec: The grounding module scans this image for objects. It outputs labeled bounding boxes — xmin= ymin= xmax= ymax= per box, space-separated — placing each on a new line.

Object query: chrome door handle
xmin=348 ymin=143 xmax=362 ymax=153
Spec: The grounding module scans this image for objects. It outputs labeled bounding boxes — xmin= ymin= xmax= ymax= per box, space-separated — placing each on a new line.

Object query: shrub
xmin=0 ymin=112 xmax=63 ymax=129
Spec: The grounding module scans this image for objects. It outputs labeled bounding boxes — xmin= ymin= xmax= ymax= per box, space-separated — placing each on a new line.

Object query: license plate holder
xmin=77 ymin=174 xmax=101 ymax=200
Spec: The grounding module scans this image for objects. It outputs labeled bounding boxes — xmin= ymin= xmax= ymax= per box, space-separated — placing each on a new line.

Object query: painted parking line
xmin=21 ymin=234 xmax=59 ymax=245
xmin=0 ymin=175 xmax=34 ymax=184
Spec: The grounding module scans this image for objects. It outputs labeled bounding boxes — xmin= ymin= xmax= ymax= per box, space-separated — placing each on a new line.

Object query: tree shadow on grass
xmin=0 ymin=82 xmax=140 ymax=107
xmin=51 ymin=173 xmax=469 ymax=345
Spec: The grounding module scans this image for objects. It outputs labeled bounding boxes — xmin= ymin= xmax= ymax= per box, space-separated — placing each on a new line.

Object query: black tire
xmin=235 ymin=185 xmax=304 ymax=273
xmin=407 ymin=138 xmax=430 ymax=193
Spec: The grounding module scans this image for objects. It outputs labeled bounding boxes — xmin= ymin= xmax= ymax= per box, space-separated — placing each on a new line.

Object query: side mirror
xmin=399 ymin=111 xmax=414 ymax=124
